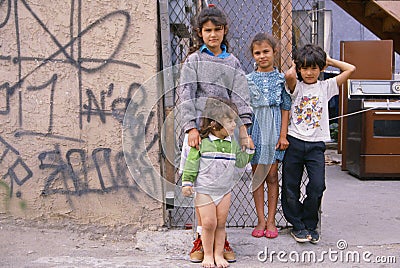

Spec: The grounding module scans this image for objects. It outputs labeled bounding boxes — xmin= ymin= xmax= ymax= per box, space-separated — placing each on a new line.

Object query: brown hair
xmin=200 ymin=97 xmax=238 ymax=139
xmin=249 ymin=32 xmax=279 ymax=54
xmin=188 ymin=6 xmax=230 ymax=54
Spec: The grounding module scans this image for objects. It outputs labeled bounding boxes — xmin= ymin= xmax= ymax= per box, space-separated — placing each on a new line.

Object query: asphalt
xmin=1 ymin=150 xmax=400 ymax=267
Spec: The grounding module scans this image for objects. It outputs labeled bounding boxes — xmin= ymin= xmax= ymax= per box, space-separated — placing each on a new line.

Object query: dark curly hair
xmin=293 ymin=44 xmax=326 ymax=81
xmin=294 ymin=44 xmax=326 ymax=70
xmin=189 ymin=6 xmax=230 ymax=54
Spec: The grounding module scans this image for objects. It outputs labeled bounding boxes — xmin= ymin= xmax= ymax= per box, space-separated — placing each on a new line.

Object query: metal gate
xmin=159 ymin=0 xmax=330 ymax=228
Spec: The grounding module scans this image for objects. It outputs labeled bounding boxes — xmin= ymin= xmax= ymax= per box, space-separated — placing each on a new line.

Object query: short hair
xmin=294 ymin=44 xmax=326 ymax=71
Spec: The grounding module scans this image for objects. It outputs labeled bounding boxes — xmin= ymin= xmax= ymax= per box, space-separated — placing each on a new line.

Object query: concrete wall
xmin=0 ymin=1 xmax=164 ymax=228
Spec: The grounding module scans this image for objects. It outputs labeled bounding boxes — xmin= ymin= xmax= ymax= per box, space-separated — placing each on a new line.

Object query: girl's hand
xmin=276 ymin=136 xmax=289 ymax=150
xmin=240 ymin=135 xmax=255 ymax=151
xmin=239 ymin=125 xmax=254 ymax=151
xmin=188 ymin=128 xmax=201 ymax=150
xmin=248 ymin=136 xmax=255 ymax=150
xmin=182 ymin=186 xmax=194 ymax=197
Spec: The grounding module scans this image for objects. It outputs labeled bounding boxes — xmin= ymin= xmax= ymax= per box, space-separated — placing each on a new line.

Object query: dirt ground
xmin=0 ymin=215 xmax=264 ymax=268
xmin=0 ymin=214 xmax=195 ymax=268
xmin=2 ymin=214 xmax=399 ymax=268
xmin=1 ymin=150 xmax=400 ymax=267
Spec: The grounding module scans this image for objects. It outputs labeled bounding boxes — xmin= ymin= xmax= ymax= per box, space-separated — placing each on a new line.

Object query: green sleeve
xmin=233 ymin=142 xmax=254 ymax=168
xmin=182 ymin=147 xmax=201 ymax=183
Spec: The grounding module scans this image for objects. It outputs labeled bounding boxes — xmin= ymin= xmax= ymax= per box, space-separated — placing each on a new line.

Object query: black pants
xmin=282 ymin=135 xmax=326 ymax=231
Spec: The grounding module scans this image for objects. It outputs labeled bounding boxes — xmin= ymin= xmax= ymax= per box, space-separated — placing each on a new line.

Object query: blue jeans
xmin=282 ymin=135 xmax=326 ymax=231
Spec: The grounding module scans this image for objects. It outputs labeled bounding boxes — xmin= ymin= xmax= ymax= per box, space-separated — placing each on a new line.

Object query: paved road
xmin=1 ymin=155 xmax=400 ymax=267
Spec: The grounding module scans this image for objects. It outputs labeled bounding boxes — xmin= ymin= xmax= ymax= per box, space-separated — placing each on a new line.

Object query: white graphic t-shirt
xmin=287 ymin=78 xmax=338 ymax=142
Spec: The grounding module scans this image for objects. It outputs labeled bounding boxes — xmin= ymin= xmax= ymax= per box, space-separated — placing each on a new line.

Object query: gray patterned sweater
xmin=176 ymin=51 xmax=252 ymax=133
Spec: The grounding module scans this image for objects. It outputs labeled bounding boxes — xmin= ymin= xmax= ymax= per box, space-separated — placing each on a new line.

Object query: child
xmin=246 ymin=32 xmax=291 ymax=239
xmin=176 ymin=5 xmax=253 ymax=263
xmin=282 ymin=44 xmax=355 ymax=243
xmin=181 ymin=97 xmax=254 ymax=268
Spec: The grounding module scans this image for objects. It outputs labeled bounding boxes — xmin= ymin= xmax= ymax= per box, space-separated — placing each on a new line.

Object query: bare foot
xmin=202 ymin=255 xmax=215 ymax=268
xmin=254 ymin=222 xmax=265 ymax=231
xmin=266 ymin=221 xmax=277 ymax=232
xmin=214 ymin=255 xmax=229 ymax=268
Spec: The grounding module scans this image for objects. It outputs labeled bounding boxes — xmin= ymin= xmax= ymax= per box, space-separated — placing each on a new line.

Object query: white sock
xmin=197 ymin=226 xmax=202 ymax=235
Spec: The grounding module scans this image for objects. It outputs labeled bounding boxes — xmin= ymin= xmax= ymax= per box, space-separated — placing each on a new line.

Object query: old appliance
xmin=339 ymin=40 xmax=394 ymax=171
xmin=345 ymin=79 xmax=400 ymax=179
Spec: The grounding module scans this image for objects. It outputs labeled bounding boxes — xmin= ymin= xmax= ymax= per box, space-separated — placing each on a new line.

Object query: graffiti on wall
xmin=0 ymin=135 xmax=33 ymax=198
xmin=0 ymin=0 xmax=159 ymax=206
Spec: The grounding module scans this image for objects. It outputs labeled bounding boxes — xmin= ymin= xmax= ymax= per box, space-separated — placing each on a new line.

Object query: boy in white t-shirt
xmin=283 ymin=44 xmax=355 ymax=244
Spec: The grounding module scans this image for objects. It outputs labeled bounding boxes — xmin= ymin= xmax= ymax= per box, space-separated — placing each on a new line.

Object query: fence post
xmin=272 ymin=0 xmax=293 ymax=72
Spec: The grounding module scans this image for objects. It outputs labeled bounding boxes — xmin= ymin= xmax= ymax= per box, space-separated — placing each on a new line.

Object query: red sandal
xmin=265 ymin=228 xmax=279 ymax=239
xmin=251 ymin=228 xmax=265 ymax=238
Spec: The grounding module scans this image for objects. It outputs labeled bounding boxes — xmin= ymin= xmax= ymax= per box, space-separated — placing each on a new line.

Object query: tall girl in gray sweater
xmin=176 ymin=5 xmax=253 ymax=266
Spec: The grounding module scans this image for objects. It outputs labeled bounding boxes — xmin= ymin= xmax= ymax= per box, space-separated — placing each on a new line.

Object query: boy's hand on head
xmin=285 ymin=64 xmax=297 ymax=93
xmin=325 ymin=55 xmax=333 ymax=68
xmin=327 ymin=57 xmax=356 ymax=86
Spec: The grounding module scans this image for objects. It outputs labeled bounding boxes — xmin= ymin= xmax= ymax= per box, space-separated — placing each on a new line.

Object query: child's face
xmin=198 ymin=20 xmax=226 ymax=54
xmin=252 ymin=41 xmax=275 ymax=72
xmin=212 ymin=116 xmax=236 ymax=139
xmin=299 ymin=66 xmax=321 ymax=84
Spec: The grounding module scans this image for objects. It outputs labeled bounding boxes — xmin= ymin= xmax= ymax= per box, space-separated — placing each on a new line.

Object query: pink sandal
xmin=265 ymin=228 xmax=279 ymax=239
xmin=251 ymin=228 xmax=265 ymax=238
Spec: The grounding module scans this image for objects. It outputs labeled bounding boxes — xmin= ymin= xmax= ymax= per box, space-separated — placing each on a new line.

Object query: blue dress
xmin=246 ymin=68 xmax=292 ymax=165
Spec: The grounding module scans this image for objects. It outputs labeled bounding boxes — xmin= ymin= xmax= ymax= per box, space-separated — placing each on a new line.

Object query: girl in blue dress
xmin=247 ymin=32 xmax=291 ymax=239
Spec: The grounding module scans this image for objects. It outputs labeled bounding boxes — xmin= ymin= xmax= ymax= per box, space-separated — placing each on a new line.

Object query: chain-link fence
xmin=161 ymin=0 xmax=329 ymax=228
